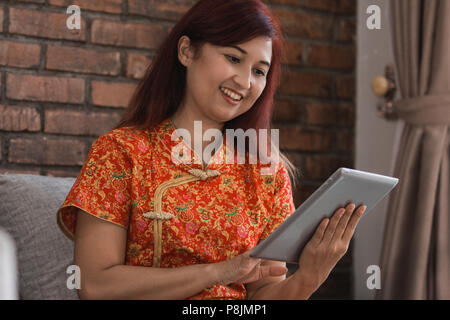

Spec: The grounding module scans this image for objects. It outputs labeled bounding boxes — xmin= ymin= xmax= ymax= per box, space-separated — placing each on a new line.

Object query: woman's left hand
xmin=293 ymin=202 xmax=367 ymax=293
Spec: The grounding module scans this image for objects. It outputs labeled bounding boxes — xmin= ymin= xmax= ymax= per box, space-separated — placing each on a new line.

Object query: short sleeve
xmin=56 ymin=134 xmax=133 ymax=241
xmin=260 ymin=162 xmax=295 ymax=240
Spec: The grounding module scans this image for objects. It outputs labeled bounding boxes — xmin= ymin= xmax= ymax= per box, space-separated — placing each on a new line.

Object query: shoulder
xmin=92 ymin=126 xmax=150 ymax=154
xmin=247 ymin=154 xmax=284 ymax=178
xmin=243 ymin=157 xmax=285 ymax=193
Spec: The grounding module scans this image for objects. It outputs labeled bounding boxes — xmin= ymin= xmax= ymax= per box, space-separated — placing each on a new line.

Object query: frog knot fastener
xmin=188 ymin=169 xmax=221 ymax=180
xmin=143 ymin=211 xmax=175 ymax=220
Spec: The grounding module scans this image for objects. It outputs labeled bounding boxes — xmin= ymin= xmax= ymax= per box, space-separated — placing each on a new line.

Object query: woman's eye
xmin=225 ymin=55 xmax=266 ymax=77
xmin=255 ymin=69 xmax=266 ymax=77
xmin=226 ymin=55 xmax=240 ymax=63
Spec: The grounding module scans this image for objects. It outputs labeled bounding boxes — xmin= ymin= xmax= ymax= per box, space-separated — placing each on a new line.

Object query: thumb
xmin=269 ymin=266 xmax=288 ymax=276
xmin=259 ymin=265 xmax=288 ymax=278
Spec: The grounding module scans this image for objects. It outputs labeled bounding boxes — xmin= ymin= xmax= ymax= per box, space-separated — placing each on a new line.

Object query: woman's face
xmin=178 ymin=36 xmax=272 ymax=124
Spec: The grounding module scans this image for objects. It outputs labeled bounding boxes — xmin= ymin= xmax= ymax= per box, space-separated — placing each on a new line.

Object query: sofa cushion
xmin=0 ymin=173 xmax=79 ymax=300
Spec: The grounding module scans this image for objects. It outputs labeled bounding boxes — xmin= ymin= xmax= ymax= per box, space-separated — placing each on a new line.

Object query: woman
xmin=57 ymin=0 xmax=366 ymax=300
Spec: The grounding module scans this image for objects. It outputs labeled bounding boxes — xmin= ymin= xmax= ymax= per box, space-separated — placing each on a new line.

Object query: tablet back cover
xmin=250 ymin=168 xmax=398 ymax=264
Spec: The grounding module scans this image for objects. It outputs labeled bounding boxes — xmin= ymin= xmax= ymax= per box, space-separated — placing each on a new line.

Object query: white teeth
xmin=220 ymin=87 xmax=242 ymax=101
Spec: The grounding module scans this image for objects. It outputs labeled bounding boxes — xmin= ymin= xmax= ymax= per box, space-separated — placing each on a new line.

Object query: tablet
xmin=249 ymin=167 xmax=399 ymax=264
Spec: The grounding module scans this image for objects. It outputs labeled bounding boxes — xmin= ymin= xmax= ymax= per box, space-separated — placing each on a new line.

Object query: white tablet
xmin=250 ymin=168 xmax=399 ymax=264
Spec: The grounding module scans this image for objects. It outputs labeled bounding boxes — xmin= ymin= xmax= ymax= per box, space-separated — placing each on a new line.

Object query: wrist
xmin=207 ymin=261 xmax=230 ymax=287
xmin=292 ymin=269 xmax=318 ymax=299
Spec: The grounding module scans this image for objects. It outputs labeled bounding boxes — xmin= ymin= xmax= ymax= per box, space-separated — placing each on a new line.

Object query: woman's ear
xmin=177 ymin=35 xmax=194 ymax=67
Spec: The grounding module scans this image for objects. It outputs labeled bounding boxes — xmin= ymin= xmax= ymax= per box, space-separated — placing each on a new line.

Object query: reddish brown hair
xmin=114 ymin=0 xmax=300 ymax=186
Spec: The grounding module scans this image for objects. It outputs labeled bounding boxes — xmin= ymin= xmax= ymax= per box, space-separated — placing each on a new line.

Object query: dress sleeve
xmin=259 ymin=162 xmax=296 ymax=240
xmin=56 ymin=134 xmax=133 ymax=241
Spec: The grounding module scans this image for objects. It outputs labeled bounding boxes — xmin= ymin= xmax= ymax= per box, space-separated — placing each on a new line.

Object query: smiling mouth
xmin=219 ymin=86 xmax=243 ymax=102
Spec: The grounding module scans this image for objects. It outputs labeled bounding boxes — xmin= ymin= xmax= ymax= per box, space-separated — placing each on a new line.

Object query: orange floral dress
xmin=56 ymin=117 xmax=295 ymax=300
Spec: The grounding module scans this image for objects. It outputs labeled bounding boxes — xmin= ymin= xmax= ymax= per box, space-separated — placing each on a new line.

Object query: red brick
xmin=338 ymin=18 xmax=356 ymax=43
xmin=337 ymin=102 xmax=355 ymax=126
xmin=0 ymin=169 xmax=41 ymax=175
xmin=7 ymin=73 xmax=85 ymax=103
xmin=91 ymin=81 xmax=136 ymax=108
xmin=304 ymin=155 xmax=352 ymax=180
xmin=279 ymin=126 xmax=333 ymax=151
xmin=282 ymin=151 xmax=302 ymax=169
xmin=307 ymin=44 xmax=355 ymax=70
xmin=273 ymin=98 xmax=302 ymax=122
xmin=279 ymin=69 xmax=332 ymax=97
xmin=271 ymin=8 xmax=334 ymax=40
xmin=16 ymin=0 xmax=45 ymax=3
xmin=305 ymin=101 xmax=336 ymax=125
xmin=9 ymin=8 xmax=86 ymax=41
xmin=263 ymin=0 xmax=301 ymax=5
xmin=336 ymin=75 xmax=355 ymax=99
xmin=0 ymin=105 xmax=41 ymax=131
xmin=0 ymin=6 xmax=3 ymax=33
xmin=337 ymin=130 xmax=354 ymax=151
xmin=91 ymin=19 xmax=166 ymax=50
xmin=0 ymin=40 xmax=40 ymax=68
xmin=46 ymin=45 xmax=121 ymax=75
xmin=8 ymin=137 xmax=86 ymax=166
xmin=293 ymin=184 xmax=318 ymax=206
xmin=126 ymin=53 xmax=152 ymax=79
xmin=303 ymin=0 xmax=356 ymax=14
xmin=49 ymin=0 xmax=122 ymax=14
xmin=128 ymin=0 xmax=195 ymax=21
xmin=44 ymin=109 xmax=121 ymax=136
xmin=44 ymin=169 xmax=81 ymax=178
xmin=283 ymin=41 xmax=303 ymax=66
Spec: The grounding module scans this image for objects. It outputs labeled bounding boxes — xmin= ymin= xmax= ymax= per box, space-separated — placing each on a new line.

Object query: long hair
xmin=114 ymin=0 xmax=300 ymax=188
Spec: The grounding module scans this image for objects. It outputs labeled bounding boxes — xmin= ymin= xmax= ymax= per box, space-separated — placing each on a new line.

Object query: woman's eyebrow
xmin=227 ymin=45 xmax=271 ymax=68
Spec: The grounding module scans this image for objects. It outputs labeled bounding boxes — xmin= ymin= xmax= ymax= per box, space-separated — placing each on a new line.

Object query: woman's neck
xmin=170 ymin=107 xmax=225 ymax=168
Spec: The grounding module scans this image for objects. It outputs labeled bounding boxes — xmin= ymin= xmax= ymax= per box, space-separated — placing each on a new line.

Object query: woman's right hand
xmin=294 ymin=202 xmax=367 ymax=292
xmin=213 ymin=250 xmax=288 ymax=286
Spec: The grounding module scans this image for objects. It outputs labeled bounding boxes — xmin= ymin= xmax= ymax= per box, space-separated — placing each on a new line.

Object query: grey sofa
xmin=0 ymin=174 xmax=79 ymax=300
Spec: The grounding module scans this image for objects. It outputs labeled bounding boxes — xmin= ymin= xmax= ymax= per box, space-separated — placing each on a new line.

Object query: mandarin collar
xmin=155 ymin=118 xmax=231 ymax=171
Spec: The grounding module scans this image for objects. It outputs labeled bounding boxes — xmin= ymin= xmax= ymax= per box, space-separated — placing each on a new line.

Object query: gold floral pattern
xmin=56 ymin=118 xmax=295 ymax=300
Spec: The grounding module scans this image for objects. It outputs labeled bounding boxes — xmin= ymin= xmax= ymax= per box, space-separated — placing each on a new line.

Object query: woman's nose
xmin=233 ymin=68 xmax=252 ymax=90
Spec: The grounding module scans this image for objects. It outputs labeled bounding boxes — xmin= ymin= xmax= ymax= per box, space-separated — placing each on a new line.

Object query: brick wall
xmin=0 ymin=0 xmax=356 ymax=299
xmin=267 ymin=0 xmax=356 ymax=299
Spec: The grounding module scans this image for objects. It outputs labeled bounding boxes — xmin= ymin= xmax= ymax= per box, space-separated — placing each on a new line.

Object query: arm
xmin=75 ymin=209 xmax=218 ymax=300
xmin=245 ymin=240 xmax=289 ymax=299
xmin=247 ymin=268 xmax=315 ymax=300
xmin=245 ymin=241 xmax=314 ymax=300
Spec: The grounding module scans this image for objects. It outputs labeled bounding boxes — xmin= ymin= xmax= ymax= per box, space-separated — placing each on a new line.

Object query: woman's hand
xmin=294 ymin=203 xmax=367 ymax=292
xmin=213 ymin=250 xmax=288 ymax=286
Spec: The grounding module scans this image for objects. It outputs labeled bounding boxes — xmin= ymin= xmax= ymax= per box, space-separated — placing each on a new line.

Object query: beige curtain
xmin=376 ymin=0 xmax=450 ymax=299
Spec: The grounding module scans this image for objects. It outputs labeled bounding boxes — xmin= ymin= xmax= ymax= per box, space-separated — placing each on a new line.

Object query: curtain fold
xmin=377 ymin=0 xmax=450 ymax=299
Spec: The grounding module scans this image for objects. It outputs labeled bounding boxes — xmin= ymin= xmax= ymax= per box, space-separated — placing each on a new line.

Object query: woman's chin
xmin=209 ymin=109 xmax=237 ymax=123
